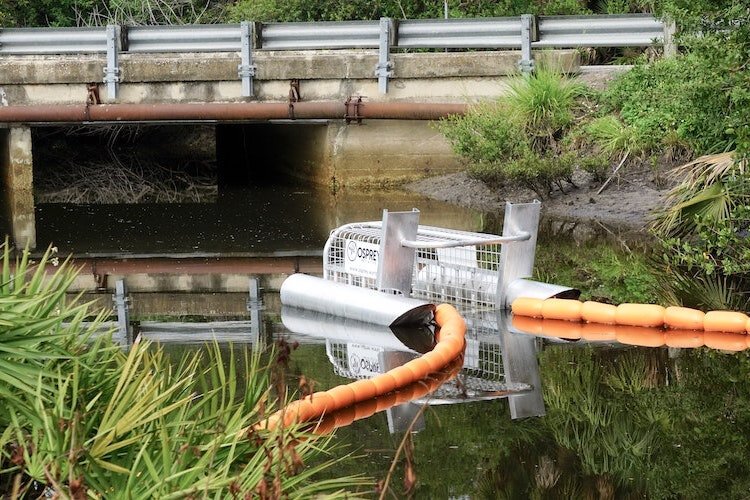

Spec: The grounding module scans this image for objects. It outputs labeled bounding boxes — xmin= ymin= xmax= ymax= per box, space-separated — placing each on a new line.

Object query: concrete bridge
xmin=0 ymin=15 xmax=668 ymax=249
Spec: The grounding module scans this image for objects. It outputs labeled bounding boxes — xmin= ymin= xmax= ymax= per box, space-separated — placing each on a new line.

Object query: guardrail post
xmin=376 ymin=17 xmax=394 ymax=94
xmin=663 ymin=18 xmax=676 ymax=57
xmin=113 ymin=279 xmax=131 ymax=343
xmin=104 ymin=25 xmax=121 ymax=100
xmin=238 ymin=21 xmax=257 ymax=97
xmin=519 ymin=14 xmax=536 ymax=73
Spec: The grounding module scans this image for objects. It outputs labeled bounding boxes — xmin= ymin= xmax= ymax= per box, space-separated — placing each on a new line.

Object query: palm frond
xmin=652 ymin=151 xmax=746 ymax=237
xmin=668 ymin=152 xmax=745 ymax=191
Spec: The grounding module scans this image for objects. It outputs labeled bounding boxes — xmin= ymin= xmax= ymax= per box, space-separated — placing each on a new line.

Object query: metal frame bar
xmin=401 ymin=232 xmax=529 ymax=249
xmin=377 ymin=208 xmax=420 ymax=296
xmin=495 ymin=201 xmax=541 ymax=308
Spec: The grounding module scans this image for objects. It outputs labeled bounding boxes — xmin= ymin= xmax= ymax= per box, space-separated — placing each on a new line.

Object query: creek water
xmin=10 ymin=180 xmax=750 ymax=498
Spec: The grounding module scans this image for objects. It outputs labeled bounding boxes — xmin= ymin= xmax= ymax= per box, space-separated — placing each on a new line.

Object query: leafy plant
xmin=0 ymin=241 xmax=367 ymax=497
xmin=578 ymin=153 xmax=611 ymax=183
xmin=652 ymin=153 xmax=750 ymax=310
xmin=439 ymin=102 xmax=528 ymax=168
xmin=505 ymin=151 xmax=576 ymax=198
xmin=0 ymin=240 xmax=107 ymax=410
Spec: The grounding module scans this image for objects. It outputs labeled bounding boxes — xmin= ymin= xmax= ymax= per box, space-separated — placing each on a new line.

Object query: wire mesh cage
xmin=324 ymin=221 xmax=504 ymax=311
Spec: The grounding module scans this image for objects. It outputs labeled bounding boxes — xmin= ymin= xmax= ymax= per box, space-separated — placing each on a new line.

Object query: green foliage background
xmin=1 ymin=0 xmax=650 ymax=27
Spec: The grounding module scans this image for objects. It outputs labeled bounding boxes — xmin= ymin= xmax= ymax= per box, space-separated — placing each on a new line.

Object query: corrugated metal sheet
xmin=397 ymin=18 xmax=523 ymax=49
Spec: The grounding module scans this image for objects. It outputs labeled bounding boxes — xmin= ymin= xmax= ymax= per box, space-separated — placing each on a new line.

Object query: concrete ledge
xmin=0 ymin=49 xmax=579 ymax=85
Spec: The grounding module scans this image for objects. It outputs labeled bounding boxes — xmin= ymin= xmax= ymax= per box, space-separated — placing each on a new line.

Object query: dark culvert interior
xmin=30 ymin=123 xmax=333 ymax=255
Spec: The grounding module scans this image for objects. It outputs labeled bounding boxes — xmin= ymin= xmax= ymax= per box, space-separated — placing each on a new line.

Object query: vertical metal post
xmin=663 ymin=18 xmax=676 ymax=57
xmin=377 ymin=208 xmax=420 ymax=296
xmin=496 ymin=200 xmax=541 ymax=308
xmin=103 ymin=24 xmax=121 ymax=100
xmin=114 ymin=279 xmax=131 ymax=343
xmin=247 ymin=277 xmax=264 ymax=344
xmin=376 ymin=17 xmax=394 ymax=94
xmin=519 ymin=14 xmax=536 ymax=74
xmin=499 ymin=312 xmax=546 ymax=419
xmin=238 ymin=21 xmax=256 ymax=98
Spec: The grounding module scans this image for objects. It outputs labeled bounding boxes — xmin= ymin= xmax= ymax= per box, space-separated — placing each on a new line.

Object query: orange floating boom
xmin=259 ymin=303 xmax=466 ymax=431
xmin=511 ymin=315 xmax=750 ymax=352
xmin=511 ymin=297 xmax=750 ymax=334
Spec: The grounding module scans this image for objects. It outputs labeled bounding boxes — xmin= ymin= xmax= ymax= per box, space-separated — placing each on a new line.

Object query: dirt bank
xmin=404 ymin=162 xmax=670 ymax=228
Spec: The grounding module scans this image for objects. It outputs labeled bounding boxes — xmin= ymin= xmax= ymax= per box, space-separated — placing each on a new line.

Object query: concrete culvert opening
xmin=32 ymin=124 xmax=217 ymax=204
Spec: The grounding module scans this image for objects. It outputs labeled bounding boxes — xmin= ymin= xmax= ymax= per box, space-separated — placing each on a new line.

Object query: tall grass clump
xmin=440 ymin=70 xmax=585 ymax=198
xmin=0 ymin=240 xmax=367 ymax=497
xmin=506 ymin=69 xmax=584 ymax=150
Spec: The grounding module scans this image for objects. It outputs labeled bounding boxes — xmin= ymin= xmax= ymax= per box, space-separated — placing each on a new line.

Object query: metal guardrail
xmin=0 ymin=14 xmax=671 ymax=99
xmin=261 ymin=20 xmax=381 ymax=50
xmin=0 ymin=26 xmax=108 ymax=54
xmin=126 ymin=24 xmax=243 ymax=52
xmin=397 ymin=18 xmax=523 ymax=49
xmin=534 ymin=14 xmax=665 ymax=48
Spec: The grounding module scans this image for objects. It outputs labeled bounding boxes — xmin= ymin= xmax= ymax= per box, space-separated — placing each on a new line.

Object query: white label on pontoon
xmin=343 ymin=239 xmax=380 ymax=278
xmin=347 ymin=343 xmax=383 ymax=377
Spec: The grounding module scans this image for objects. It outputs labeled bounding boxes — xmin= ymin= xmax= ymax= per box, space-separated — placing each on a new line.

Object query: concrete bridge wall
xmin=0 ymin=49 xmax=578 ymax=249
xmin=0 ymin=50 xmax=578 ymax=104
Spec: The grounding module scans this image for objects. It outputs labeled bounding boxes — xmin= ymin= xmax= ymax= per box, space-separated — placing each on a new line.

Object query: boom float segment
xmin=511 ymin=297 xmax=750 ymax=333
xmin=511 ymin=311 xmax=750 ymax=351
xmin=259 ymin=304 xmax=466 ymax=431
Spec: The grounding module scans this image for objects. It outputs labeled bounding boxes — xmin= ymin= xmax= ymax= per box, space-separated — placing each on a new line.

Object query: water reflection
xmin=34 ymin=186 xmax=485 ymax=256
xmin=281 ymin=306 xmax=546 ymax=432
xmin=98 ymin=286 xmax=750 ymax=497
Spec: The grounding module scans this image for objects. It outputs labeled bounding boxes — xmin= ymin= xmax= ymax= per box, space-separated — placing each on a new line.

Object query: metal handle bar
xmin=400 ymin=231 xmax=530 ymax=249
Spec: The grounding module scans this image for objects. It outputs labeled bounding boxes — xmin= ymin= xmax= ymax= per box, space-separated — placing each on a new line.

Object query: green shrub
xmin=466 ymin=161 xmax=506 ymax=188
xmin=226 ymin=0 xmax=591 ymax=23
xmin=579 ymin=153 xmax=611 ymax=183
xmin=603 ymin=56 xmax=730 ymax=157
xmin=439 ymin=102 xmax=528 ymax=166
xmin=505 ymin=151 xmax=576 ymax=198
xmin=441 ymin=71 xmax=584 ymax=195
